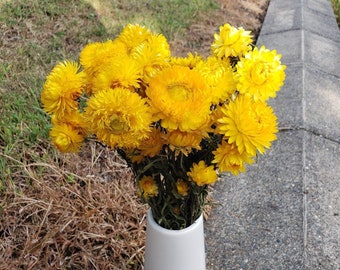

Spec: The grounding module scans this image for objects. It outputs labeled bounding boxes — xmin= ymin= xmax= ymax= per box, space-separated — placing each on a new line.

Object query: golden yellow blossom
xmin=176 ymin=179 xmax=189 ymax=196
xmin=132 ymin=33 xmax=171 ymax=83
xmin=235 ymin=46 xmax=286 ymax=101
xmin=50 ymin=123 xmax=84 ymax=153
xmin=218 ymin=95 xmax=278 ymax=156
xmin=211 ymin=23 xmax=253 ymax=58
xmin=51 ymin=110 xmax=87 ymax=135
xmin=80 ymin=40 xmax=127 ymax=72
xmin=170 ymin=52 xmax=203 ymax=69
xmin=146 ymin=66 xmax=212 ymax=132
xmin=138 ymin=128 xmax=165 ymax=158
xmin=187 ymin=161 xmax=218 ymax=186
xmin=195 ymin=56 xmax=236 ymax=104
xmin=166 ymin=129 xmax=205 ymax=155
xmin=41 ymin=61 xmax=85 ymax=116
xmin=79 ymin=40 xmax=128 ymax=94
xmin=117 ymin=24 xmax=152 ymax=54
xmin=212 ymin=141 xmax=254 ymax=175
xmin=139 ymin=176 xmax=158 ymax=199
xmin=91 ymin=54 xmax=142 ymax=93
xmin=84 ymin=88 xmax=152 ymax=148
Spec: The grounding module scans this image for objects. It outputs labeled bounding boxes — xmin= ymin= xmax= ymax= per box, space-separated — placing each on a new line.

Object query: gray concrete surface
xmin=205 ymin=0 xmax=340 ymax=269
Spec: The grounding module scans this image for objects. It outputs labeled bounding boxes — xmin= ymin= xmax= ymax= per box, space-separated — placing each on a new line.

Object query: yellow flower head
xmin=41 ymin=61 xmax=85 ymax=116
xmin=91 ymin=54 xmax=142 ymax=93
xmin=211 ymin=23 xmax=253 ymax=58
xmin=132 ymin=33 xmax=171 ymax=84
xmin=117 ymin=24 xmax=153 ymax=54
xmin=80 ymin=40 xmax=127 ymax=72
xmin=176 ymin=179 xmax=189 ymax=196
xmin=50 ymin=123 xmax=84 ymax=153
xmin=170 ymin=52 xmax=203 ymax=69
xmin=84 ymin=88 xmax=152 ymax=148
xmin=139 ymin=176 xmax=158 ymax=199
xmin=218 ymin=95 xmax=278 ymax=156
xmin=52 ymin=110 xmax=87 ymax=136
xmin=124 ymin=148 xmax=144 ymax=164
xmin=138 ymin=127 xmax=165 ymax=158
xmin=79 ymin=40 xmax=128 ymax=94
xmin=195 ymin=56 xmax=236 ymax=104
xmin=212 ymin=141 xmax=254 ymax=175
xmin=146 ymin=66 xmax=212 ymax=132
xmin=166 ymin=129 xmax=206 ymax=155
xmin=187 ymin=161 xmax=218 ymax=186
xmin=235 ymin=46 xmax=286 ymax=101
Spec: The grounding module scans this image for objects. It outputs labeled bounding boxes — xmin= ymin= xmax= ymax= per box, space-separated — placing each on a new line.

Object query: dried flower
xmin=41 ymin=23 xmax=285 ymax=230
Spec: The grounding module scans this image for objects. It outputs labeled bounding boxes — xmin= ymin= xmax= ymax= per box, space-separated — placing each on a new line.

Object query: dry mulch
xmin=0 ymin=1 xmax=270 ymax=269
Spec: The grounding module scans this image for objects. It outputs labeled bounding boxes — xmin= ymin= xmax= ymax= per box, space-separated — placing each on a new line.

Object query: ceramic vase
xmin=144 ymin=208 xmax=206 ymax=270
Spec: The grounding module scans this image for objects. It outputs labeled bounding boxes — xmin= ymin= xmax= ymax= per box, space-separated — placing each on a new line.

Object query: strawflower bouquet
xmin=41 ymin=23 xmax=285 ymax=230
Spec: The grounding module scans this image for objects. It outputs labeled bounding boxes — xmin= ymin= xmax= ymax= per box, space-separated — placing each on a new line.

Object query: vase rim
xmin=147 ymin=208 xmax=203 ymax=234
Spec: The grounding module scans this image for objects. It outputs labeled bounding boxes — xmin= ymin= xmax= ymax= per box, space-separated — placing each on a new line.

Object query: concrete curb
xmin=205 ymin=0 xmax=340 ymax=269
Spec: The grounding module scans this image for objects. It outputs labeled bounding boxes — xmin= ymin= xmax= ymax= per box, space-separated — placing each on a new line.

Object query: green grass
xmin=331 ymin=0 xmax=340 ymax=27
xmin=104 ymin=0 xmax=218 ymax=39
xmin=0 ymin=0 xmax=110 ymax=184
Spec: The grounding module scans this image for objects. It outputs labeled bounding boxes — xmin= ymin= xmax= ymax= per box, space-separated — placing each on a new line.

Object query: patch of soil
xmin=171 ymin=0 xmax=270 ymax=56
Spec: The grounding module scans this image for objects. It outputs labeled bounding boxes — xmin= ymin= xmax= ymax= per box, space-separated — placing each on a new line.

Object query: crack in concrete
xmin=278 ymin=126 xmax=340 ymax=144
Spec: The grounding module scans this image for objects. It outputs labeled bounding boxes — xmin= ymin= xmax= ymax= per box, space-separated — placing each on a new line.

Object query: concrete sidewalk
xmin=205 ymin=0 xmax=340 ymax=269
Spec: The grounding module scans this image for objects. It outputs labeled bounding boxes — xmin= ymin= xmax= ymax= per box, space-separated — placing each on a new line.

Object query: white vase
xmin=144 ymin=209 xmax=206 ymax=270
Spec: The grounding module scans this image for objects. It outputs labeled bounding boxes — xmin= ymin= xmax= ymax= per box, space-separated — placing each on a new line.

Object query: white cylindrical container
xmin=144 ymin=209 xmax=206 ymax=270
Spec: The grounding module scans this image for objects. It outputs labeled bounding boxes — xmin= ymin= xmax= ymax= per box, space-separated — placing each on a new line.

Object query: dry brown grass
xmin=1 ymin=142 xmax=147 ymax=269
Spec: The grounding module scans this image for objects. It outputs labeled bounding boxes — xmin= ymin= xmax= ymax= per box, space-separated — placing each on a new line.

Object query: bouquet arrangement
xmin=41 ymin=23 xmax=285 ymax=230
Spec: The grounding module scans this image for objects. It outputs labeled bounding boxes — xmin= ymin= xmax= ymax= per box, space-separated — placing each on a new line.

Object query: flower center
xmin=55 ymin=134 xmax=71 ymax=147
xmin=251 ymin=62 xmax=269 ymax=85
xmin=109 ymin=114 xmax=129 ymax=134
xmin=168 ymin=83 xmax=191 ymax=101
xmin=227 ymin=30 xmax=241 ymax=45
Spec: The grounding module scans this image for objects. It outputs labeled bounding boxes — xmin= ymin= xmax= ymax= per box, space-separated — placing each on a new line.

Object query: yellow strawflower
xmin=117 ymin=24 xmax=152 ymax=54
xmin=84 ymin=88 xmax=152 ymax=148
xmin=211 ymin=23 xmax=253 ymax=58
xmin=166 ymin=129 xmax=205 ymax=155
xmin=187 ymin=161 xmax=218 ymax=186
xmin=79 ymin=40 xmax=128 ymax=94
xmin=218 ymin=95 xmax=278 ymax=156
xmin=51 ymin=110 xmax=87 ymax=135
xmin=41 ymin=61 xmax=85 ymax=116
xmin=91 ymin=54 xmax=142 ymax=93
xmin=79 ymin=40 xmax=127 ymax=72
xmin=139 ymin=176 xmax=159 ymax=199
xmin=176 ymin=179 xmax=189 ymax=196
xmin=235 ymin=46 xmax=286 ymax=101
xmin=170 ymin=52 xmax=203 ymax=69
xmin=212 ymin=141 xmax=254 ymax=175
xmin=50 ymin=123 xmax=84 ymax=153
xmin=138 ymin=128 xmax=165 ymax=158
xmin=146 ymin=66 xmax=212 ymax=132
xmin=132 ymin=33 xmax=171 ymax=84
xmin=195 ymin=56 xmax=236 ymax=104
